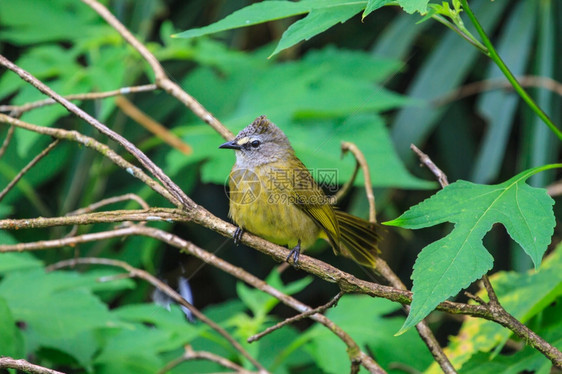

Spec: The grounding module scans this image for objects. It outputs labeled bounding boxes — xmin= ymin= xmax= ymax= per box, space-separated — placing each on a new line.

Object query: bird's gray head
xmin=219 ymin=115 xmax=294 ymax=167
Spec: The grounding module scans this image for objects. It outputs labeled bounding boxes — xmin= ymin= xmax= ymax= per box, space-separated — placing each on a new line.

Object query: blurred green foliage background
xmin=0 ymin=0 xmax=561 ymax=372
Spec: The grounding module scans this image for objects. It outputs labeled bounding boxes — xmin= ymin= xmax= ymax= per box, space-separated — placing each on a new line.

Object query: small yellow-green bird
xmin=219 ymin=115 xmax=380 ymax=268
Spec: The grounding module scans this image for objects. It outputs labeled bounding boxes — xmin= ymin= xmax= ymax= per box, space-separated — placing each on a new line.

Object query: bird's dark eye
xmin=250 ymin=140 xmax=261 ymax=148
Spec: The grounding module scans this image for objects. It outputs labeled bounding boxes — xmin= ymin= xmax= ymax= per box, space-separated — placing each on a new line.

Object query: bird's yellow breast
xmin=227 ymin=164 xmax=320 ymax=248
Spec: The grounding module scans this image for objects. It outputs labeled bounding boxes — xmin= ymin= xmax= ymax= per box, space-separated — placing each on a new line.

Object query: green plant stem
xmin=431 ymin=14 xmax=487 ymax=54
xmin=459 ymin=0 xmax=562 ymax=141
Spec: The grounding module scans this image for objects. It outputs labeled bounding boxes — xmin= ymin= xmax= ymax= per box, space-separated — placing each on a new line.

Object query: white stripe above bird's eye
xmin=237 ymin=137 xmax=250 ymax=145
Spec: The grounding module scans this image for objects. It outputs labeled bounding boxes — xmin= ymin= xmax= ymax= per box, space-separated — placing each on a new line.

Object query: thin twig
xmin=159 ymin=345 xmax=258 ymax=374
xmin=0 ymin=124 xmax=14 ymax=158
xmin=248 ymin=291 xmax=344 ymax=343
xmin=64 ymin=194 xmax=151 ymax=237
xmin=410 ymin=144 xmax=449 ymax=188
xmin=546 ymin=180 xmax=562 ymax=197
xmin=330 ymin=159 xmax=360 ymax=204
xmin=0 ymin=114 xmax=177 ymax=205
xmin=341 ymin=141 xmax=377 ymax=223
xmin=464 ymin=291 xmax=486 ymax=306
xmin=0 ymin=55 xmax=193 ymax=210
xmin=0 ymin=223 xmax=508 ymax=318
xmin=67 ymin=193 xmax=150 ymax=215
xmin=0 ymin=139 xmax=60 ymax=202
xmin=115 ymin=96 xmax=192 ymax=155
xmin=433 ymin=76 xmax=562 ymax=107
xmin=0 ymin=84 xmax=158 ymax=115
xmin=48 ymin=256 xmax=268 ymax=373
xmin=0 ymin=357 xmax=65 ymax=374
xmin=481 ymin=275 xmax=499 ymax=305
xmin=79 ymin=0 xmax=233 ymax=141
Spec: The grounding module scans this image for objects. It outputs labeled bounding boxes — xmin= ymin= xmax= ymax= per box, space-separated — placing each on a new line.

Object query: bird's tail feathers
xmin=334 ymin=210 xmax=380 ymax=268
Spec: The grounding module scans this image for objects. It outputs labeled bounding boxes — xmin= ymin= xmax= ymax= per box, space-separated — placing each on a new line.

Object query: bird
xmin=219 ymin=115 xmax=380 ymax=268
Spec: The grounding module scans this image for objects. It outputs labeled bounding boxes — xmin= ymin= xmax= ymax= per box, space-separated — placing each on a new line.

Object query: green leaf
xmin=385 ymin=165 xmax=558 ymax=333
xmin=398 ymin=0 xmax=429 ymax=14
xmin=0 ymin=0 xmax=102 ymax=45
xmin=94 ymin=325 xmax=167 ymax=374
xmin=114 ymin=303 xmax=201 ymax=347
xmin=237 ymin=270 xmax=312 ymax=318
xmin=0 ymin=269 xmax=124 ymax=361
xmin=174 ymin=0 xmax=429 ymax=51
xmin=0 ymin=253 xmax=43 ymax=274
xmin=363 ymin=0 xmax=395 ymax=20
xmin=0 ymin=297 xmax=25 ymax=358
xmin=173 ymin=1 xmax=315 ymax=39
xmin=270 ymin=3 xmax=365 ymax=57
xmin=304 ymin=295 xmax=432 ymax=373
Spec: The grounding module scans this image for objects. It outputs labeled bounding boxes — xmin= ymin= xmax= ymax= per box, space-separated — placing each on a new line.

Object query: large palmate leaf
xmin=385 ymin=165 xmax=558 ymax=332
xmin=174 ymin=0 xmax=430 ymax=57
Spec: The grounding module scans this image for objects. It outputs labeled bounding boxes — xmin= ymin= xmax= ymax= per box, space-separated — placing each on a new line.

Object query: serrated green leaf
xmin=385 ymin=165 xmax=558 ymax=333
xmin=173 ymin=1 xmax=312 ymax=39
xmin=270 ymin=3 xmax=364 ymax=57
xmin=173 ymin=0 xmax=356 ymax=40
xmin=398 ymin=0 xmax=429 ymax=14
xmin=363 ymin=0 xmax=395 ymax=20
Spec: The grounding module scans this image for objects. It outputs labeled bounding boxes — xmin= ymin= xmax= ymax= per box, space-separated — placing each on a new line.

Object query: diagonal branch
xmin=0 ymin=139 xmax=60 ymax=202
xmin=0 ymin=114 xmax=177 ymax=205
xmin=0 ymin=84 xmax=157 ymax=115
xmin=0 ymin=357 xmax=65 ymax=374
xmin=0 ymin=55 xmax=194 ymax=211
xmin=79 ymin=0 xmax=233 ymax=141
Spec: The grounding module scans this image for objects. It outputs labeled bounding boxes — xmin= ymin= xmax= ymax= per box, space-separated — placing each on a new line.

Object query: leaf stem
xmin=459 ymin=0 xmax=562 ymax=141
xmin=431 ymin=14 xmax=487 ymax=54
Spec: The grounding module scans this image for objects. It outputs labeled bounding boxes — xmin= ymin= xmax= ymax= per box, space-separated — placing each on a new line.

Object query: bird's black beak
xmin=219 ymin=140 xmax=241 ymax=150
